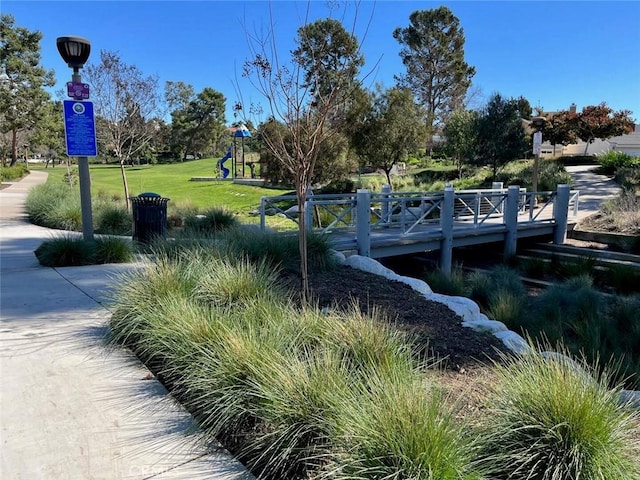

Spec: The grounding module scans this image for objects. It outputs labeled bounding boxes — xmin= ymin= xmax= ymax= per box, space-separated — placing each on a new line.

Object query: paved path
xmin=0 ymin=172 xmax=253 ymax=479
xmin=565 ymin=164 xmax=621 ymax=220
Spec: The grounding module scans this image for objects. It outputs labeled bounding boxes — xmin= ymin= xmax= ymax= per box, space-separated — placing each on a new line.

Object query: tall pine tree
xmin=0 ymin=14 xmax=54 ymax=166
xmin=393 ymin=7 xmax=475 ymax=153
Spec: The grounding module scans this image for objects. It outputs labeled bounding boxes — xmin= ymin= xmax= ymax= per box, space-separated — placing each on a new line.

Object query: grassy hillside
xmin=31 ymin=159 xmax=287 ymax=214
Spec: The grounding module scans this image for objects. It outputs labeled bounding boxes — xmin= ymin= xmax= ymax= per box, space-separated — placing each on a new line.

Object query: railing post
xmin=381 ymin=184 xmax=391 ymax=225
xmin=304 ymin=198 xmax=313 ymax=232
xmin=553 ymin=184 xmax=571 ymax=245
xmin=260 ymin=197 xmax=266 ymax=231
xmin=474 ymin=192 xmax=480 ymax=224
xmin=439 ymin=184 xmax=455 ymax=275
xmin=356 ymin=189 xmax=371 ymax=257
xmin=492 ymin=181 xmax=504 ymax=214
xmin=504 ymin=185 xmax=520 ymax=259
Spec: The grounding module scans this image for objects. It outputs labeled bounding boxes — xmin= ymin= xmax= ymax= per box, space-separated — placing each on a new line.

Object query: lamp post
xmin=56 ymin=36 xmax=93 ymax=241
xmin=531 ymin=116 xmax=547 ymax=198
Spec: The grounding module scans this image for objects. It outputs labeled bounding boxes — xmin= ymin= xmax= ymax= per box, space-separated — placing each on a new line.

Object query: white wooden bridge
xmin=259 ymin=184 xmax=580 ymax=273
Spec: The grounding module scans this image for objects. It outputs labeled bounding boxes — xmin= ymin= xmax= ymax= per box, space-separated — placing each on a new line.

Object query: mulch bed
xmin=294 ymin=266 xmax=508 ymax=370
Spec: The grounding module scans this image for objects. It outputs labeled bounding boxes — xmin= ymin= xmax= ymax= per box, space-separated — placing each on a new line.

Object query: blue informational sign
xmin=63 ymin=100 xmax=97 ymax=157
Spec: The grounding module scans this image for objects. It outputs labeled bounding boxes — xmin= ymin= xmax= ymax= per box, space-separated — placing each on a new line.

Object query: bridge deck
xmin=328 ymin=214 xmax=559 ymax=258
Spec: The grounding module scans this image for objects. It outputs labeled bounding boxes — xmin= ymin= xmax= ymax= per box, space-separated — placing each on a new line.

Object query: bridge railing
xmin=259 ymin=185 xmax=579 ymax=237
xmin=259 ymin=193 xmax=358 ymax=232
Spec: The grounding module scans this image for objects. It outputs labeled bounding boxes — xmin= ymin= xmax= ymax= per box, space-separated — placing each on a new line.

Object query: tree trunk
xmin=9 ymin=129 xmax=18 ymax=167
xmin=297 ymin=184 xmax=310 ymax=304
xmin=384 ymin=167 xmax=393 ymax=187
xmin=583 ymin=140 xmax=591 ymax=156
xmin=120 ymin=159 xmax=131 ymax=211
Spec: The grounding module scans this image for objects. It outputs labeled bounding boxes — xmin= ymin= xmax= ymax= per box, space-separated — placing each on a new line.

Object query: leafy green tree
xmin=168 ymin=86 xmax=226 ymax=161
xmin=244 ymin=12 xmax=365 ymax=300
xmin=84 ymin=51 xmax=163 ymax=206
xmin=294 ymin=18 xmax=364 ymax=102
xmin=0 ymin=14 xmax=54 ymax=166
xmin=259 ymin=118 xmax=352 ymax=186
xmin=514 ymin=96 xmax=533 ymax=120
xmin=393 ymin=7 xmax=475 ymax=153
xmin=352 ymin=86 xmax=425 ymax=185
xmin=165 ymin=80 xmax=194 ymax=112
xmin=30 ymin=99 xmax=64 ymax=167
xmin=572 ymin=103 xmax=634 ymax=155
xmin=443 ymin=109 xmax=477 ymax=178
xmin=474 ymin=93 xmax=528 ymax=179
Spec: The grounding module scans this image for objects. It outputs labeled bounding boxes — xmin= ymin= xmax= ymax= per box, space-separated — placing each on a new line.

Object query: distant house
xmin=608 ymin=124 xmax=640 ymax=157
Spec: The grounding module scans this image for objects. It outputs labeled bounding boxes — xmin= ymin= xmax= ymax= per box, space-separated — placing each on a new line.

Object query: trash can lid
xmin=138 ymin=192 xmax=160 ymax=197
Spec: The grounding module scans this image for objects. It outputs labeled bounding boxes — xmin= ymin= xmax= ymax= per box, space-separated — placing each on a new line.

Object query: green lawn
xmin=30 ymin=159 xmax=289 ymax=215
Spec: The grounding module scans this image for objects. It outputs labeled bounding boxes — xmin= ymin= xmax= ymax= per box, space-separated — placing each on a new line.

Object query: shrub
xmin=47 ymin=194 xmax=83 ymax=231
xmin=332 ymin=373 xmax=482 ymax=480
xmin=423 ymin=265 xmax=468 ymax=297
xmin=597 ymin=151 xmax=639 ymax=175
xmin=487 ymin=290 xmax=526 ymax=326
xmin=604 ymin=264 xmax=640 ymax=295
xmin=34 ymin=235 xmax=95 ymax=267
xmin=34 ymin=235 xmax=133 ymax=267
xmin=600 ymin=189 xmax=640 ymax=234
xmin=107 ymin=250 xmax=484 ymax=479
xmin=479 ymin=346 xmax=640 ymax=480
xmin=26 ymin=182 xmax=135 ymax=234
xmin=94 ymin=203 xmax=131 ymax=235
xmin=26 ymin=183 xmax=75 ymax=227
xmin=165 ymin=201 xmax=199 ymax=229
xmin=1 ymin=163 xmax=29 ymax=181
xmin=494 ymin=159 xmax=572 ymax=191
xmin=183 ymin=207 xmax=238 ymax=234
xmin=219 ymin=227 xmax=337 ymax=274
xmin=93 ymin=236 xmax=134 ymax=264
xmin=615 ymin=166 xmax=640 ymax=189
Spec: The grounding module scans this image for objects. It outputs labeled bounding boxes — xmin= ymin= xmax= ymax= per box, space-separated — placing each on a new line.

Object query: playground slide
xmin=217 ymin=147 xmax=232 ymax=178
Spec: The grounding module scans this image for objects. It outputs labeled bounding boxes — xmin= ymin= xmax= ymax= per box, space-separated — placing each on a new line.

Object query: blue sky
xmin=4 ymin=1 xmax=640 ymax=124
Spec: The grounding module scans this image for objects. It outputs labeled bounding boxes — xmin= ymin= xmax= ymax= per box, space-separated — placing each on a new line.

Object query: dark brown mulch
xmin=296 ymin=266 xmax=508 ymax=370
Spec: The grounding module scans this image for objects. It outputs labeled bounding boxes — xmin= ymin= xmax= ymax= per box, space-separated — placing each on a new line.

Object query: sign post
xmin=63 ymin=100 xmax=97 ymax=157
xmin=530 ymin=117 xmax=547 ymax=205
xmin=63 ymin=82 xmax=95 ymax=241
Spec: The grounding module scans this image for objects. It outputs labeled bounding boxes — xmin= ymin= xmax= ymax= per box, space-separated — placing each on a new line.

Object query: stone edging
xmin=331 ymin=251 xmax=640 ymax=409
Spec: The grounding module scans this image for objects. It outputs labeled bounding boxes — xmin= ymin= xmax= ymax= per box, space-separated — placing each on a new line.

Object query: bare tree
xmin=242 ymin=3 xmax=367 ymax=301
xmin=85 ymin=51 xmax=162 ymax=208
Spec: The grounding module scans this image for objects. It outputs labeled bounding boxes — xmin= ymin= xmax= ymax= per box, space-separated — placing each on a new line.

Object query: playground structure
xmin=217 ymin=146 xmax=232 ymax=178
xmin=217 ymin=123 xmax=252 ymax=179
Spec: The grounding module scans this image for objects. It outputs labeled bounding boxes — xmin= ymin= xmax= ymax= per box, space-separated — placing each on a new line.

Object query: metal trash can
xmin=130 ymin=192 xmax=169 ymax=244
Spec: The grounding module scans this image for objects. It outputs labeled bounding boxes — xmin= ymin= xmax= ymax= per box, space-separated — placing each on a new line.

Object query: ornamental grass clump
xmin=219 ymin=227 xmax=337 ymax=274
xmin=35 ymin=235 xmax=95 ymax=267
xmin=478 ymin=346 xmax=640 ymax=480
xmin=183 ymin=207 xmax=238 ymax=234
xmin=107 ymin=249 xmax=486 ymax=478
xmin=34 ymin=235 xmax=132 ymax=267
xmin=26 ymin=183 xmax=75 ymax=228
xmin=328 ymin=371 xmax=483 ymax=480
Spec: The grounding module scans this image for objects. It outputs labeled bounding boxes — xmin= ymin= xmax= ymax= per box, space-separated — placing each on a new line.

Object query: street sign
xmin=532 ymin=131 xmax=542 ymax=155
xmin=66 ymin=81 xmax=90 ymax=99
xmin=63 ymin=100 xmax=97 ymax=157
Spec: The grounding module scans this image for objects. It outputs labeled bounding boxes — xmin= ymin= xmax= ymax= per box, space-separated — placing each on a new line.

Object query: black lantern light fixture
xmin=531 ymin=116 xmax=547 ymax=132
xmin=56 ymin=36 xmax=91 ymax=71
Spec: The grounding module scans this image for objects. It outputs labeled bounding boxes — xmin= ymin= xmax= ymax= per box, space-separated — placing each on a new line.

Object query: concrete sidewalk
xmin=565 ymin=164 xmax=621 ymax=220
xmin=0 ymin=173 xmax=252 ymax=479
